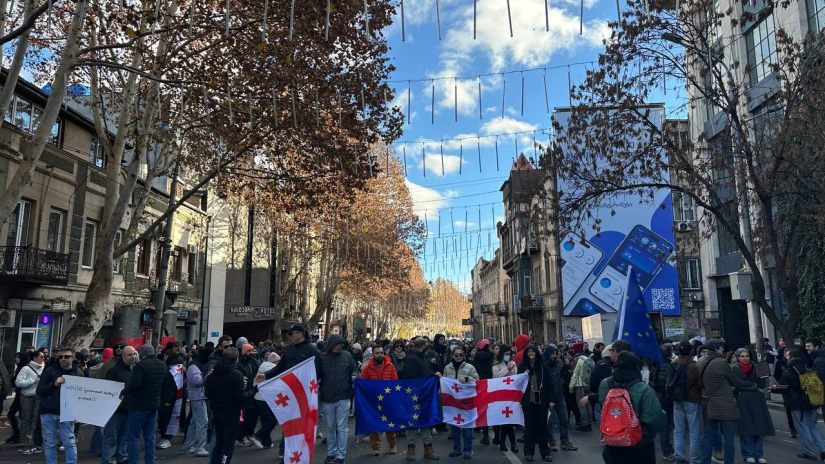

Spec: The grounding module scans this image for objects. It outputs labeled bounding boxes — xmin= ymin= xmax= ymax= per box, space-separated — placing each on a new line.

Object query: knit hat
xmin=101 ymin=348 xmax=114 ymax=362
xmin=351 ymin=343 xmax=362 ymax=352
xmin=138 ymin=344 xmax=155 ymax=359
xmin=476 ymin=339 xmax=490 ymax=350
xmin=572 ymin=342 xmax=584 ymax=354
xmin=241 ymin=343 xmax=254 ymax=355
xmin=236 ymin=337 xmax=249 ymax=347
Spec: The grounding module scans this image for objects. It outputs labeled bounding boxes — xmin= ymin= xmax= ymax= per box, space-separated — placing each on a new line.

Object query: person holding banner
xmin=443 ymin=346 xmax=480 ymax=459
xmin=101 ymin=345 xmax=136 ymax=464
xmin=518 ymin=345 xmax=551 ymax=462
xmin=360 ymin=344 xmax=399 ymax=456
xmin=36 ymin=346 xmax=82 ymax=464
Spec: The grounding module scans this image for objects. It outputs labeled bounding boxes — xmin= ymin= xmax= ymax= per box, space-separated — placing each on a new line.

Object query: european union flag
xmin=612 ymin=267 xmax=665 ymax=365
xmin=354 ymin=376 xmax=442 ymax=435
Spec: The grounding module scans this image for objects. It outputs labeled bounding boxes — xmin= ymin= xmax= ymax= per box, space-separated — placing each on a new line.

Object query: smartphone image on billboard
xmin=588 ymin=224 xmax=674 ymax=312
xmin=560 ymin=235 xmax=603 ymax=306
xmin=569 ymin=298 xmax=609 ymax=317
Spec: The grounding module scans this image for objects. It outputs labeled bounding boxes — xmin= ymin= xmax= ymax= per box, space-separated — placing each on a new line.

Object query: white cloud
xmin=418 ymin=152 xmax=464 ymax=176
xmin=480 ymin=116 xmax=537 ymax=135
xmin=454 ymin=220 xmax=476 ymax=229
xmin=406 ymin=180 xmax=451 ymax=217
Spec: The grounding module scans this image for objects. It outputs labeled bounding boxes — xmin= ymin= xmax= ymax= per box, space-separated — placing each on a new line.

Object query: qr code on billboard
xmin=651 ymin=288 xmax=676 ymax=311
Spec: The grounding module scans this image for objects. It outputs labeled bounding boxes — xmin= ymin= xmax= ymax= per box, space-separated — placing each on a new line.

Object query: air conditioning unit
xmin=0 ymin=310 xmax=16 ymax=328
xmin=676 ymin=221 xmax=694 ymax=232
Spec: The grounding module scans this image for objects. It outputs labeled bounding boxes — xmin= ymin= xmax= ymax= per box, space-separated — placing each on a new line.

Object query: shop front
xmin=223 ymin=305 xmax=278 ymax=344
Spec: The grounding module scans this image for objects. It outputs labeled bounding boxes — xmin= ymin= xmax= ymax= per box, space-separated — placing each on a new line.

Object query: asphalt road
xmin=0 ymin=402 xmax=820 ymax=464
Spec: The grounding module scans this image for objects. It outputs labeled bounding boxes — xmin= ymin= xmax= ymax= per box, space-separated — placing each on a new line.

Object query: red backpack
xmin=600 ymin=381 xmax=642 ymax=447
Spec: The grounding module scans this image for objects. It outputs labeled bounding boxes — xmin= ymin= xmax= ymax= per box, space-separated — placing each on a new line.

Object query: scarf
xmin=739 ymin=361 xmax=753 ymax=377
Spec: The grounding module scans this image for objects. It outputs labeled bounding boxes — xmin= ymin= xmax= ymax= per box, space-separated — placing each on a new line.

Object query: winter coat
xmin=492 ymin=360 xmax=517 ymax=378
xmin=360 ymin=356 xmax=399 ymax=381
xmin=205 ymin=359 xmax=253 ymax=418
xmin=539 ymin=346 xmax=565 ymax=403
xmin=779 ymin=358 xmax=817 ymax=411
xmin=106 ymin=358 xmax=133 ymax=414
xmin=443 ymin=361 xmax=479 ymax=381
xmin=15 ymin=361 xmax=44 ymax=397
xmin=569 ymin=355 xmax=594 ymax=390
xmin=676 ymin=355 xmax=702 ymax=403
xmin=391 ymin=352 xmax=407 ymax=378
xmin=36 ymin=364 xmax=82 ymax=415
xmin=697 ymin=352 xmax=751 ymax=421
xmin=472 ymin=350 xmax=495 ymax=379
xmin=513 ymin=335 xmax=530 ymax=366
xmin=589 ymin=358 xmax=613 ymax=395
xmin=598 ymin=366 xmax=666 ymax=444
xmin=264 ymin=337 xmax=320 ymax=380
xmin=123 ymin=357 xmax=170 ymax=412
xmin=237 ymin=355 xmax=260 ymax=393
xmin=317 ymin=336 xmax=358 ymax=403
xmin=186 ymin=363 xmax=206 ymax=402
xmin=400 ymin=349 xmax=432 ymax=380
xmin=732 ymin=362 xmax=775 ymax=437
xmin=518 ymin=358 xmax=544 ymax=406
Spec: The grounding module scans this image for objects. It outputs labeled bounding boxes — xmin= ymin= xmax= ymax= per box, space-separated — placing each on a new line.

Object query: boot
xmin=560 ymin=440 xmax=577 ymax=451
xmin=369 ymin=433 xmax=380 ymax=456
xmin=423 ymin=444 xmax=440 ymax=460
xmin=388 ymin=433 xmax=397 ymax=454
xmin=406 ymin=445 xmax=416 ymax=461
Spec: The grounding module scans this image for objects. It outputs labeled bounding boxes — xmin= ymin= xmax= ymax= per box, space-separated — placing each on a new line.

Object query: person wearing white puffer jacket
xmin=15 ymin=351 xmax=45 ymax=445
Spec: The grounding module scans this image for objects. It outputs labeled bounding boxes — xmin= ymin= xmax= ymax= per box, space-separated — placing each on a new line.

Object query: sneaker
xmin=449 ymin=451 xmax=462 ymax=457
xmin=324 ymin=455 xmax=336 ymax=464
xmin=560 ymin=441 xmax=577 ymax=451
xmin=663 ymin=454 xmax=676 ymax=462
xmin=711 ymin=451 xmax=723 ymax=463
xmin=463 ymin=453 xmax=472 ymax=459
xmin=157 ymin=439 xmax=172 ymax=449
xmin=745 ymin=459 xmax=756 ymax=464
xmin=236 ymin=437 xmax=252 ymax=447
xmin=547 ymin=441 xmax=558 ymax=452
xmin=183 ymin=448 xmax=194 ymax=454
xmin=22 ymin=446 xmax=43 ymax=455
xmin=194 ymin=450 xmax=210 ymax=457
xmin=757 ymin=459 xmax=767 ymax=464
xmin=249 ymin=436 xmax=263 ymax=449
xmin=59 ymin=445 xmax=65 ymax=451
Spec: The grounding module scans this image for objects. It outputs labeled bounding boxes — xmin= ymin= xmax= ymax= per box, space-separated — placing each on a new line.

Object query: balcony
xmin=495 ymin=303 xmax=509 ymax=317
xmin=0 ymin=246 xmax=70 ymax=285
xmin=519 ymin=295 xmax=545 ymax=313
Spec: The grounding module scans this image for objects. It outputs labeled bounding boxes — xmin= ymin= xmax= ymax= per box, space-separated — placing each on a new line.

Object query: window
xmin=46 ymin=209 xmax=66 ymax=253
xmin=113 ymin=230 xmax=123 ymax=273
xmin=81 ymin=220 xmax=97 ymax=268
xmin=89 ymin=138 xmax=105 ymax=168
xmin=172 ymin=247 xmax=184 ymax=281
xmin=709 ymin=134 xmax=734 ymax=185
xmin=680 ymin=259 xmax=702 ymax=290
xmin=50 ymin=119 xmax=61 ymax=146
xmin=13 ymin=97 xmax=32 ymax=131
xmin=136 ymin=239 xmax=151 ymax=275
xmin=746 ymin=14 xmax=778 ymax=84
xmin=674 ymin=193 xmax=696 ymax=222
xmin=810 ymin=0 xmax=825 ymax=35
xmin=187 ymin=252 xmax=197 ymax=284
xmin=717 ymin=204 xmax=740 ymax=256
xmin=6 ymin=200 xmax=32 ymax=247
xmin=523 ymin=274 xmax=532 ymax=296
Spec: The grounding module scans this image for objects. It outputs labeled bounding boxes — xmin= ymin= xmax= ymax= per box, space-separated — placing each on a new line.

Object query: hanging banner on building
xmin=554 ymin=106 xmax=681 ymax=317
xmin=60 ymin=376 xmax=124 ymax=427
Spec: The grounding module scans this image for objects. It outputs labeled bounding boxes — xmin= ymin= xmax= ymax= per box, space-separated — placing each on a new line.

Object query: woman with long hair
xmin=518 ymin=345 xmax=552 ymax=462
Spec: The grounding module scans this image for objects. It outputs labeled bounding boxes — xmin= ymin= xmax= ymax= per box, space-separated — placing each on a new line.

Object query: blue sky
xmin=382 ymin=0 xmax=685 ymax=293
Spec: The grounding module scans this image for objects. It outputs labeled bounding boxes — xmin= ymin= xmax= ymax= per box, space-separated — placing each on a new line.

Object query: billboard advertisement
xmin=554 ymin=106 xmax=681 ymax=317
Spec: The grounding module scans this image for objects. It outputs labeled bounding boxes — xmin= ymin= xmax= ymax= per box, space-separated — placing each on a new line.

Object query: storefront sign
xmin=177 ymin=309 xmax=189 ymax=320
xmin=228 ymin=305 xmax=276 ymax=319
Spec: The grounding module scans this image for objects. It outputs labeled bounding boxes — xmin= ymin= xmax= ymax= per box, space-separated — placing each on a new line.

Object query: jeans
xmin=254 ymin=399 xmax=277 ymax=447
xmin=451 ymin=426 xmax=473 ymax=454
xmin=673 ymin=401 xmax=702 ymax=464
xmin=101 ymin=413 xmax=129 ymax=464
xmin=183 ymin=400 xmax=208 ymax=453
xmin=127 ymin=410 xmax=158 ymax=464
xmin=547 ymin=399 xmax=569 ymax=443
xmin=701 ymin=418 xmax=736 ymax=464
xmin=791 ymin=409 xmax=825 ymax=457
xmin=321 ymin=399 xmax=351 ymax=459
xmin=89 ymin=426 xmax=102 ymax=453
xmin=41 ymin=413 xmax=77 ymax=464
xmin=739 ymin=435 xmax=764 ymax=460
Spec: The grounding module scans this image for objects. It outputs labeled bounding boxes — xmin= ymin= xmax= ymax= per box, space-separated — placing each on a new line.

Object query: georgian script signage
xmin=228 ymin=305 xmax=276 ymax=319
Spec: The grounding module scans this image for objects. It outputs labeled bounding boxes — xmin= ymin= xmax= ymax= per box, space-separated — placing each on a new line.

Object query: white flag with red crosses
xmin=258 ymin=357 xmax=318 ymax=464
xmin=440 ymin=374 xmax=528 ymax=428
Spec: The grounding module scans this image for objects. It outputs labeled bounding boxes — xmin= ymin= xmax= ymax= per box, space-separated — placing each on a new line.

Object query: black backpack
xmin=664 ymin=361 xmax=689 ymax=402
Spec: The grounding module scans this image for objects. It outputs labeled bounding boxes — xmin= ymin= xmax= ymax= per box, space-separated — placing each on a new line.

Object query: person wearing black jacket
xmin=259 ymin=324 xmax=319 ymax=381
xmin=518 ymin=345 xmax=550 ymax=462
xmin=206 ymin=347 xmax=253 ymax=464
xmin=36 ymin=347 xmax=82 ymax=464
xmin=473 ymin=339 xmax=495 ymax=445
xmin=318 ymin=335 xmax=358 ymax=464
xmin=775 ymin=346 xmax=825 ymax=460
xmin=541 ymin=345 xmax=575 ymax=452
xmin=237 ymin=343 xmax=261 ymax=446
xmin=400 ymin=337 xmax=439 ymax=461
xmin=124 ymin=344 xmax=171 ymax=464
xmin=589 ymin=345 xmax=613 ymax=420
xmin=102 ymin=345 xmax=136 ymax=464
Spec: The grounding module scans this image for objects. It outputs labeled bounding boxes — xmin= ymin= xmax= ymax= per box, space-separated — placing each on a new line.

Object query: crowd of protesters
xmin=1 ymin=329 xmax=825 ymax=464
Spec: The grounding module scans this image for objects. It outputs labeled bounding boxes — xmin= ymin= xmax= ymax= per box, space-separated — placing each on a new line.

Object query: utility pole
xmin=151 ymin=159 xmax=180 ymax=349
xmin=244 ymin=204 xmax=254 ymax=306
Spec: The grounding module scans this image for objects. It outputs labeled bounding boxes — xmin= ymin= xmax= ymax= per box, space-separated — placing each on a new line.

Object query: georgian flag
xmin=258 ymin=357 xmax=318 ymax=464
xmin=165 ymin=364 xmax=185 ymax=436
xmin=440 ymin=374 xmax=528 ymax=428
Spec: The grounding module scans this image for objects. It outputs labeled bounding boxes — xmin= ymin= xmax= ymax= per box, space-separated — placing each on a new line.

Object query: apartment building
xmin=0 ymin=73 xmax=208 ymax=363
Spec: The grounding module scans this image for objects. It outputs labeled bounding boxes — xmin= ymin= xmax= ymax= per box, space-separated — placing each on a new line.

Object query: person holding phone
xmin=443 ymin=347 xmax=479 ymax=459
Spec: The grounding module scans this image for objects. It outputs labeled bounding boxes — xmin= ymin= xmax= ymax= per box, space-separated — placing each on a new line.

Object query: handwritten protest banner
xmin=60 ymin=375 xmax=124 ymax=427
